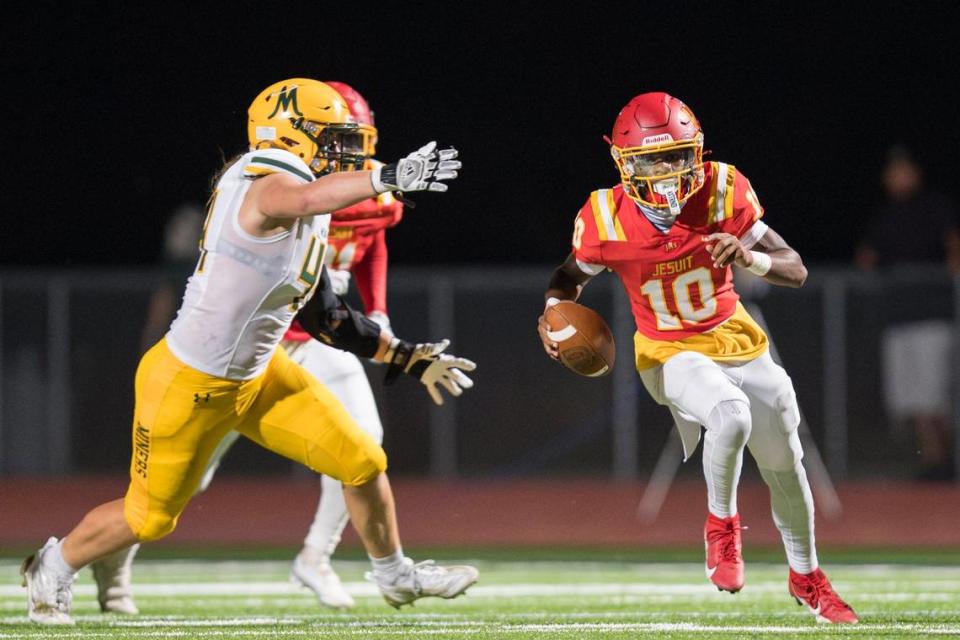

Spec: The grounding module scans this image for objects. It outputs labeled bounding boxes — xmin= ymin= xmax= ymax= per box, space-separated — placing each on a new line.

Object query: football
xmin=543 ymin=300 xmax=615 ymax=377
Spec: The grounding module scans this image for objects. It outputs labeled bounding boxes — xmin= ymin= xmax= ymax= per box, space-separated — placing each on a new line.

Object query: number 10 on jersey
xmin=639 ymin=267 xmax=717 ymax=330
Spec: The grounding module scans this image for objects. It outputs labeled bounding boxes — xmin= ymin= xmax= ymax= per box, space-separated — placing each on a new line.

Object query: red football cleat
xmin=788 ymin=568 xmax=859 ymax=624
xmin=704 ymin=512 xmax=745 ymax=593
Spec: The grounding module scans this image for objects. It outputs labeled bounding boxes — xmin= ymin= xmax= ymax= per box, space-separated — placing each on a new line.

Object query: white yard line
xmin=2 ymin=621 xmax=960 ymax=637
xmin=3 ymin=578 xmax=960 ymax=599
xmin=2 ymin=559 xmax=956 ymax=575
xmin=0 ymin=581 xmax=849 ymax=598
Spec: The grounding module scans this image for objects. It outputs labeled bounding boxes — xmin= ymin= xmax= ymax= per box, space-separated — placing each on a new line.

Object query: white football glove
xmin=327 ymin=268 xmax=351 ymax=296
xmin=384 ymin=338 xmax=476 ymax=405
xmin=371 ymin=141 xmax=461 ymax=193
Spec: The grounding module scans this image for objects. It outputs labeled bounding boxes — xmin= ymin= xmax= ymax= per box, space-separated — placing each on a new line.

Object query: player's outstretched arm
xmin=539 ymin=253 xmax=595 ymax=359
xmin=295 ymin=268 xmax=474 ymax=405
xmin=704 ymin=228 xmax=807 ymax=288
xmin=256 ymin=141 xmax=461 ymax=219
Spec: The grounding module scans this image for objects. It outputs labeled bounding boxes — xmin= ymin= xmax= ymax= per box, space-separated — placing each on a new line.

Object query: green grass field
xmin=3 ymin=550 xmax=959 ymax=639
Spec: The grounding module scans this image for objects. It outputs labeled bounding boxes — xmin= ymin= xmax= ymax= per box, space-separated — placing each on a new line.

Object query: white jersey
xmin=166 ymin=149 xmax=329 ymax=380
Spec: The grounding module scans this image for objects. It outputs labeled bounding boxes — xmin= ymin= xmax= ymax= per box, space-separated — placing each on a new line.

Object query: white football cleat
xmin=20 ymin=537 xmax=76 ymax=625
xmin=90 ymin=544 xmax=140 ymax=614
xmin=367 ymin=558 xmax=478 ymax=609
xmin=290 ymin=549 xmax=355 ymax=610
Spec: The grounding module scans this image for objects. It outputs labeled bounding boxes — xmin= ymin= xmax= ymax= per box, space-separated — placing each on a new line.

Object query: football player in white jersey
xmin=89 ymin=83 xmax=435 ymax=613
xmin=21 ymin=78 xmax=478 ymax=625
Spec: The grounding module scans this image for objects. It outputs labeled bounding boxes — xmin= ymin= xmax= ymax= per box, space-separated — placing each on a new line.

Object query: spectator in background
xmin=855 ymin=145 xmax=959 ymax=481
xmin=139 ymin=203 xmax=205 ymax=352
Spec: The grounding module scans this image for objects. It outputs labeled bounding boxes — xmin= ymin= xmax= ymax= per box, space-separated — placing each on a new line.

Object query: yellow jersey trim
xmin=633 ymin=302 xmax=768 ymax=371
xmin=591 ymin=191 xmax=608 ymax=241
xmin=706 ymin=162 xmax=737 ymax=224
xmin=723 ymin=165 xmax=736 ymax=221
xmin=591 ymin=189 xmax=627 ymax=242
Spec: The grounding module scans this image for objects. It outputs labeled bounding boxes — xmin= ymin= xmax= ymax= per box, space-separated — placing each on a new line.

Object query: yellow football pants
xmin=123 ymin=339 xmax=387 ymax=542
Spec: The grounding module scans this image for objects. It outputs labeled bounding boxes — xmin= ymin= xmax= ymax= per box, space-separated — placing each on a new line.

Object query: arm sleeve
xmin=354 ymin=229 xmax=389 ymax=315
xmin=294 ymin=267 xmax=382 ymax=358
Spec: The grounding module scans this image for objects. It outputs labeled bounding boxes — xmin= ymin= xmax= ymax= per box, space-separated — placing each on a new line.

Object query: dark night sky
xmin=3 ymin=2 xmax=957 ymax=267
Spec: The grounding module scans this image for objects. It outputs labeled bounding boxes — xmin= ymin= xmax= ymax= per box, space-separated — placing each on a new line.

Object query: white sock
xmin=369 ymin=548 xmax=405 ymax=578
xmin=702 ymin=400 xmax=751 ymax=518
xmin=759 ymin=463 xmax=819 ymax=574
xmin=42 ymin=539 xmax=78 ymax=577
xmin=303 ymin=475 xmax=350 ymax=558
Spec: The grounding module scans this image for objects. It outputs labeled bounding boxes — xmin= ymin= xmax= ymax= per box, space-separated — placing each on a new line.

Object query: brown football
xmin=543 ymin=301 xmax=615 ymax=377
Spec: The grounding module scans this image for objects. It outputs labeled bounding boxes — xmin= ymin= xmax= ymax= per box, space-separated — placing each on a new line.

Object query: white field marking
xmin=8 ymin=576 xmax=960 ymax=598
xmin=0 ymin=581 xmax=802 ymax=598
xmin=6 ymin=558 xmax=954 ymax=574
xmin=1 ymin=559 xmax=957 ymax=581
xmin=1 ymin=580 xmax=958 ymax=601
xmin=3 ymin=622 xmax=960 ymax=638
xmin=0 ymin=633 xmax=485 ymax=639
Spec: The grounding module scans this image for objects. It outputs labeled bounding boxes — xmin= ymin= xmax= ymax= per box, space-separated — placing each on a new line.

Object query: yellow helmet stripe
xmin=590 ymin=191 xmax=609 ymax=241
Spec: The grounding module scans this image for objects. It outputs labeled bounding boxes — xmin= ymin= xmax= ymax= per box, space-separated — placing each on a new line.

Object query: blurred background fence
xmin=1 ymin=265 xmax=958 ymax=484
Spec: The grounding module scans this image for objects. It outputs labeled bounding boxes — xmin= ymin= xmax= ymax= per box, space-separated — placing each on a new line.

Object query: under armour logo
xmin=194 ymin=393 xmax=211 ymax=404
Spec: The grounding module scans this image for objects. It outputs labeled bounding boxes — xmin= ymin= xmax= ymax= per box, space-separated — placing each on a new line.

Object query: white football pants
xmin=199 ymin=339 xmax=384 ymax=558
xmin=639 ymin=350 xmax=818 ymax=574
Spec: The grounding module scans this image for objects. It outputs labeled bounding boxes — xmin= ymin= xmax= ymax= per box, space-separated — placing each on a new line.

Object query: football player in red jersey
xmin=537 ymin=92 xmax=858 ymax=624
xmin=89 ymin=82 xmax=464 ymax=613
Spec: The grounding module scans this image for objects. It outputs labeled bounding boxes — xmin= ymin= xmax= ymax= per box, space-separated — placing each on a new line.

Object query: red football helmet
xmin=325 ymin=81 xmax=378 ymax=165
xmin=607 ymin=92 xmax=705 ymax=212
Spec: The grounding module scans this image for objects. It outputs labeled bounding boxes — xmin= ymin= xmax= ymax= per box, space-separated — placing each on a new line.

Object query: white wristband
xmin=747 ymin=251 xmax=772 ymax=276
xmin=370 ymin=165 xmax=385 ymax=193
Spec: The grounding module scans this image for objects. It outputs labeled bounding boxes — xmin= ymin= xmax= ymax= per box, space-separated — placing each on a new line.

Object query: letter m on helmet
xmin=267 ymin=86 xmax=303 ymax=119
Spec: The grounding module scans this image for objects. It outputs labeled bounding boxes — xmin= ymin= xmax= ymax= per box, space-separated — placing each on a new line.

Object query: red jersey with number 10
xmin=573 ymin=162 xmax=769 ymax=342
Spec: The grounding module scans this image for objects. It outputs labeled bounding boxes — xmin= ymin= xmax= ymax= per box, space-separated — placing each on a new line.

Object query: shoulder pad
xmin=704 ymin=162 xmax=738 ymax=224
xmin=242 ymin=148 xmax=314 ymax=182
xmin=586 ymin=188 xmax=627 ymax=242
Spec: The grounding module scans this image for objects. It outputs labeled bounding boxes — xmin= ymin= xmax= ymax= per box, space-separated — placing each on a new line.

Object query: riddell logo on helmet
xmin=642 ymin=134 xmax=674 ymax=145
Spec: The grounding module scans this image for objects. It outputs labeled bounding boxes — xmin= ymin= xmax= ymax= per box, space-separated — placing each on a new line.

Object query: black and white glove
xmin=383 ymin=338 xmax=476 ymax=405
xmin=371 ymin=141 xmax=461 ymax=193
